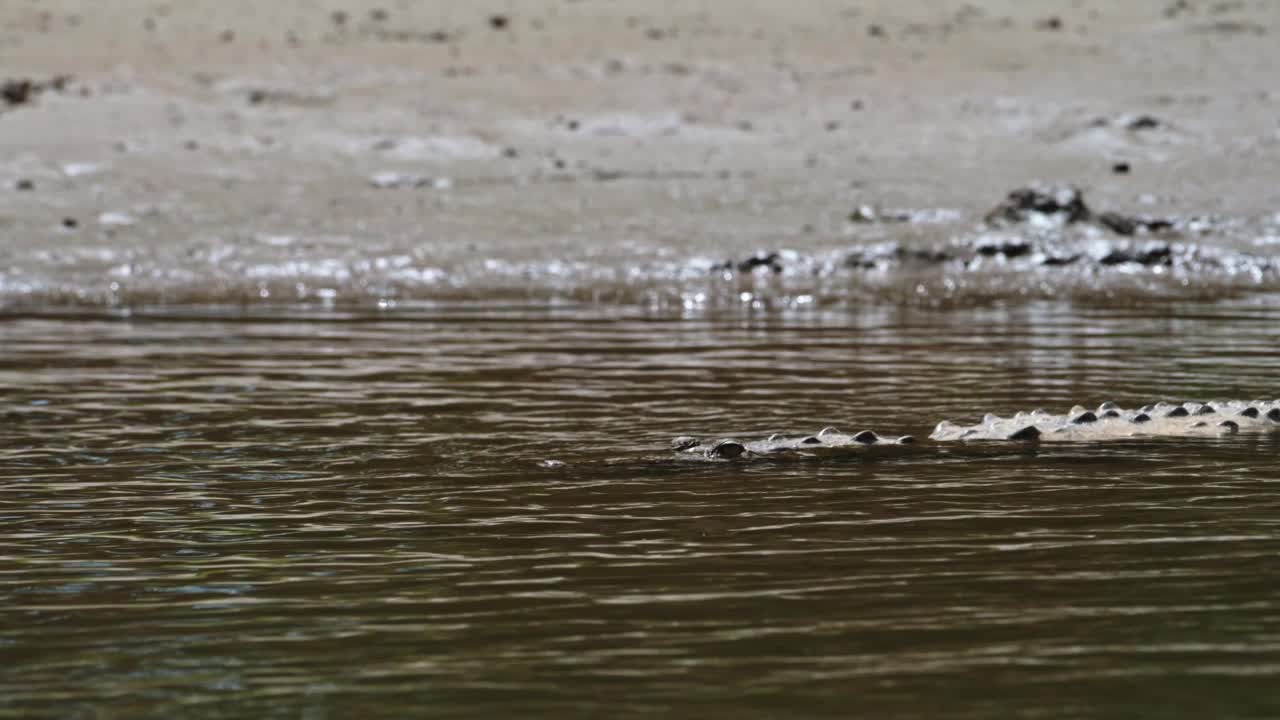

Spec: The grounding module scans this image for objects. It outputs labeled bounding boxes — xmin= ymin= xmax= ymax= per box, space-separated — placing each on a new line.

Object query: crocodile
xmin=930 ymin=400 xmax=1280 ymax=443
xmin=673 ymin=400 xmax=1280 ymax=459
xmin=672 ymin=427 xmax=916 ymax=460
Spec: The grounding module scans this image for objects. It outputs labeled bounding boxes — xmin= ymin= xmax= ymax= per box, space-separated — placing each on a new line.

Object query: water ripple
xmin=1 ymin=297 xmax=1279 ymax=717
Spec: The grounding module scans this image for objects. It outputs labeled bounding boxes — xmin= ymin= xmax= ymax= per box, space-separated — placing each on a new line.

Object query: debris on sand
xmin=1 ymin=75 xmax=73 ymax=108
xmin=369 ymin=172 xmax=453 ymax=190
xmin=709 ymin=185 xmax=1271 ymax=282
xmin=849 ymin=205 xmax=914 ymax=224
xmin=984 ymin=185 xmax=1092 ymax=226
xmin=1 ymin=79 xmax=33 ymax=106
xmin=983 ymin=184 xmax=1179 ymax=237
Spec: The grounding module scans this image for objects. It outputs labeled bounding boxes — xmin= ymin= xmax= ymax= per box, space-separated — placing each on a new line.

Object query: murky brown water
xmin=3 ymin=296 xmax=1280 ymax=718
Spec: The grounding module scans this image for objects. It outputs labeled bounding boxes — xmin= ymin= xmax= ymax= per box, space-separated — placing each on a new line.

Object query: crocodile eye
xmin=708 ymin=440 xmax=746 ymax=459
xmin=671 ymin=436 xmax=700 ymax=451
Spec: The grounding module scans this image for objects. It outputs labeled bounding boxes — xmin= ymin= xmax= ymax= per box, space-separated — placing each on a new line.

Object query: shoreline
xmin=3 ymin=0 xmax=1279 ymax=310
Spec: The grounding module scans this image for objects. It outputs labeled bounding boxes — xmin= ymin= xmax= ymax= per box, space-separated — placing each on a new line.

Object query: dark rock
xmin=845 ymin=244 xmax=951 ymax=269
xmin=736 ymin=251 xmax=782 ymax=273
xmin=1165 ymin=406 xmax=1190 ymax=417
xmin=985 ymin=185 xmax=1091 ymax=225
xmin=1218 ymin=420 xmax=1240 ymax=432
xmin=14 ymin=179 xmax=33 ymax=191
xmin=852 ymin=430 xmax=879 ymax=444
xmin=1240 ymin=407 xmax=1260 ymax=418
xmin=1268 ymin=409 xmax=1280 ymax=422
xmin=2 ymin=79 xmax=34 ymax=106
xmin=1036 ymin=16 xmax=1063 ymax=30
xmin=1132 ymin=413 xmax=1152 ymax=423
xmin=1195 ymin=405 xmax=1216 ymax=415
xmin=1039 ymin=253 xmax=1081 ymax=266
xmin=974 ymin=238 xmax=1032 ymax=258
xmin=1112 ymin=162 xmax=1132 ymax=175
xmin=61 ymin=217 xmax=78 ymax=229
xmin=1071 ymin=411 xmax=1099 ymax=424
xmin=868 ymin=24 xmax=886 ymax=37
xmin=1126 ymin=115 xmax=1164 ymax=131
xmin=1095 ymin=212 xmax=1175 ymax=237
xmin=489 ymin=15 xmax=509 ymax=30
xmin=1097 ymin=241 xmax=1172 ymax=266
xmin=1102 ymin=410 xmax=1121 ymax=418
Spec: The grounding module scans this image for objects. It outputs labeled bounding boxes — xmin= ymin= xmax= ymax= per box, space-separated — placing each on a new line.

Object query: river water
xmin=2 ymin=295 xmax=1279 ymax=718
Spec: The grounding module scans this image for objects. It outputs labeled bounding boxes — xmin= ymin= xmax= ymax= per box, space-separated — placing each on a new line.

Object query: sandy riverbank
xmin=2 ymin=0 xmax=1279 ymax=308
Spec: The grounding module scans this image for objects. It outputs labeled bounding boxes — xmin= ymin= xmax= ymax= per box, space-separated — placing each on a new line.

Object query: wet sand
xmin=3 ymin=0 xmax=1280 ymax=308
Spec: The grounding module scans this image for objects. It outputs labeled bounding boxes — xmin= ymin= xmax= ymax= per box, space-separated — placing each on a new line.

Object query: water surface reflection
xmin=2 ymin=297 xmax=1279 ymax=718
